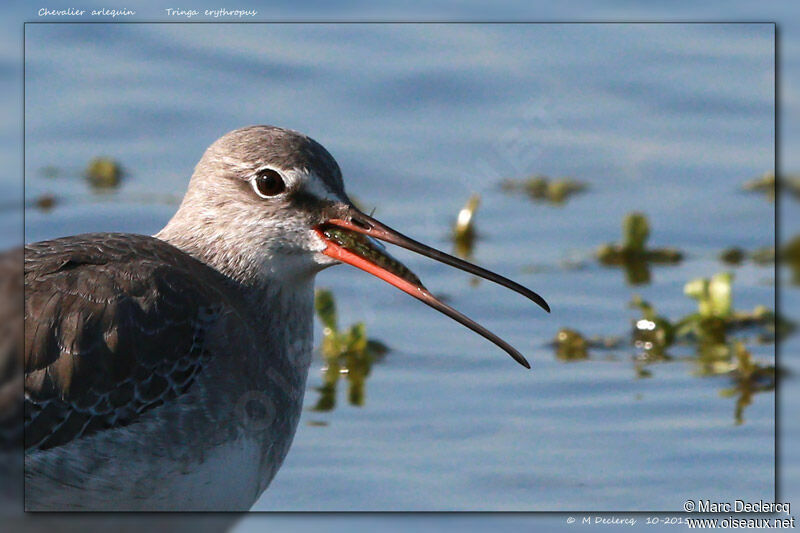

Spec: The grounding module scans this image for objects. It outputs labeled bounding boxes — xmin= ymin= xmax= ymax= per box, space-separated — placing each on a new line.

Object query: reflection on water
xmin=630 ymin=296 xmax=675 ymax=359
xmin=630 ymin=272 xmax=785 ymax=350
xmin=546 ymin=263 xmax=783 ymax=425
xmin=541 ymin=268 xmax=780 ymax=426
xmin=719 ymin=343 xmax=776 ymax=426
xmin=312 ymin=289 xmax=388 ymax=412
xmin=596 ymin=212 xmax=683 ymax=285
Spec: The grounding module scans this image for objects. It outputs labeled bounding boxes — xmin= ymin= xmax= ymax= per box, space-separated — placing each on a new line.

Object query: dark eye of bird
xmin=253 ymin=169 xmax=286 ymax=197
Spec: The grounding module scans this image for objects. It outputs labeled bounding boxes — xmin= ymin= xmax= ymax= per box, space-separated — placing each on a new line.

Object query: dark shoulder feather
xmin=24 ymin=233 xmax=240 ymax=451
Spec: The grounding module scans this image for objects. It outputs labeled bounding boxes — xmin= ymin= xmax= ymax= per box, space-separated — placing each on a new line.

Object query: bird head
xmin=161 ymin=125 xmax=549 ymax=367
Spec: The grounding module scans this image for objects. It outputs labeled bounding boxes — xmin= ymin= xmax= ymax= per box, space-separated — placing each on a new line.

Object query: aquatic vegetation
xmin=719 ymin=238 xmax=800 ymax=285
xmin=683 ymin=272 xmax=733 ymax=320
xmin=719 ymin=247 xmax=746 ymax=265
xmin=630 ymin=272 xmax=789 ymax=353
xmin=34 ymin=194 xmax=56 ymax=211
xmin=630 ymin=286 xmax=778 ymax=424
xmin=742 ymin=171 xmax=775 ymax=199
xmin=452 ymin=194 xmax=480 ymax=259
xmin=553 ymin=269 xmax=782 ymax=404
xmin=783 ymin=235 xmax=800 ymax=284
xmin=729 ymin=342 xmax=775 ymax=386
xmin=85 ymin=157 xmax=123 ymax=189
xmin=628 ymin=273 xmax=786 ymax=421
xmin=500 ymin=175 xmax=587 ymax=204
xmin=719 ymin=247 xmax=771 ymax=267
xmin=719 ymin=343 xmax=776 ymax=425
xmin=553 ymin=328 xmax=588 ymax=360
xmin=597 ymin=213 xmax=683 ymax=285
xmin=312 ymin=289 xmax=389 ymax=412
xmin=743 ymin=171 xmax=800 ymax=201
xmin=678 ymin=272 xmax=793 ymax=342
xmin=630 ymin=296 xmax=675 ymax=358
xmin=719 ymin=246 xmax=774 ymax=266
xmin=552 ymin=328 xmax=622 ymax=361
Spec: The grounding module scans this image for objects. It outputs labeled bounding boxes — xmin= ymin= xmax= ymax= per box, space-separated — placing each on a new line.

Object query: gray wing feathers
xmin=23 ymin=233 xmax=240 ymax=451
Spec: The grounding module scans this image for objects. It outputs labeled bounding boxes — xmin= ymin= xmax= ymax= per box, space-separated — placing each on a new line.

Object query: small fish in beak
xmin=316 ymin=206 xmax=550 ymax=369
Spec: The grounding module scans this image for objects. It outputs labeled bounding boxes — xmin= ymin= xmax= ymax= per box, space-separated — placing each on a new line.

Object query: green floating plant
xmin=552 ymin=328 xmax=622 ymax=361
xmin=718 ymin=246 xmax=775 ymax=266
xmin=500 ymin=175 xmax=587 ymax=205
xmin=85 ymin=157 xmax=124 ymax=190
xmin=718 ymin=247 xmax=746 ymax=265
xmin=631 ymin=290 xmax=779 ymax=424
xmin=678 ymin=272 xmax=794 ymax=342
xmin=597 ymin=213 xmax=683 ymax=285
xmin=684 ymin=272 xmax=733 ymax=320
xmin=629 ymin=271 xmax=791 ymax=367
xmin=312 ymin=289 xmax=389 ymax=412
xmin=718 ymin=237 xmax=800 ymax=285
xmin=627 ymin=269 xmax=783 ymax=425
xmin=677 ymin=272 xmax=737 ymax=344
xmin=553 ymin=328 xmax=588 ymax=360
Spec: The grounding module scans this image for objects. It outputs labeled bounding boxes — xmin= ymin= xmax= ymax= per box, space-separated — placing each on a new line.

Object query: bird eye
xmin=252 ymin=169 xmax=286 ymax=197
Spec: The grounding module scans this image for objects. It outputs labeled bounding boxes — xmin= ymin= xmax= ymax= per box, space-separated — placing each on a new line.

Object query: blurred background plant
xmin=500 ymin=175 xmax=587 ymax=205
xmin=596 ymin=212 xmax=683 ymax=285
xmin=312 ymin=289 xmax=388 ymax=412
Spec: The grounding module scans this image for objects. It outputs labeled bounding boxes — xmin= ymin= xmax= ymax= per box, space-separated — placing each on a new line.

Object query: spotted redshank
xmin=21 ymin=126 xmax=549 ymax=511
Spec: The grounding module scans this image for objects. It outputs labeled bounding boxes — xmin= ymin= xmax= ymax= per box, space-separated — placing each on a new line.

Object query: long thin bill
xmin=326 ymin=210 xmax=550 ymax=313
xmin=317 ymin=231 xmax=531 ymax=369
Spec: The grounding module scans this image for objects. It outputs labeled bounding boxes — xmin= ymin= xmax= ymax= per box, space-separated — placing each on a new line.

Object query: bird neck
xmin=156 ymin=210 xmax=298 ymax=288
xmin=234 ymin=276 xmax=316 ymax=380
xmin=155 ymin=213 xmax=318 ymax=369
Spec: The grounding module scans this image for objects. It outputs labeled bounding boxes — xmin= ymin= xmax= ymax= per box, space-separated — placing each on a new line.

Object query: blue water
xmin=5 ymin=7 xmax=795 ymax=528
